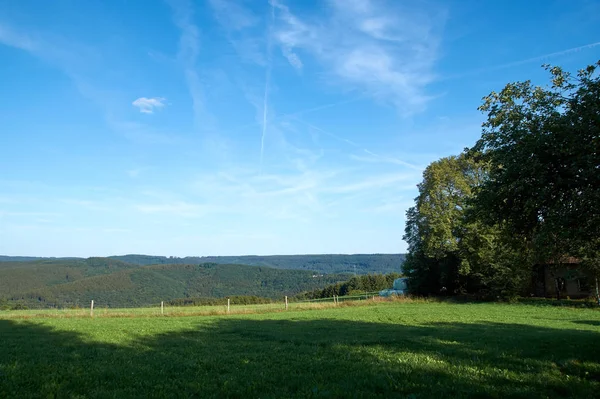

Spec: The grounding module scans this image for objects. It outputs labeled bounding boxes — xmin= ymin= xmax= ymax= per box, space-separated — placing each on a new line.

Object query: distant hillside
xmin=0 ymin=254 xmax=405 ymax=274
xmin=0 ymin=256 xmax=77 ymax=262
xmin=0 ymin=258 xmax=352 ymax=309
xmin=108 ymin=254 xmax=405 ymax=274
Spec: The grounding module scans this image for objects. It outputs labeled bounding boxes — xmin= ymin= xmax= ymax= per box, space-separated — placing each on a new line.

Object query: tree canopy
xmin=472 ymin=62 xmax=600 ymax=263
xmin=404 ymin=61 xmax=600 ymax=298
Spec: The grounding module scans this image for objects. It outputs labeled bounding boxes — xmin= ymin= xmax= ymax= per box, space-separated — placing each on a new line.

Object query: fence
xmin=293 ymin=291 xmax=381 ymax=305
xmin=0 ymin=292 xmax=384 ymax=319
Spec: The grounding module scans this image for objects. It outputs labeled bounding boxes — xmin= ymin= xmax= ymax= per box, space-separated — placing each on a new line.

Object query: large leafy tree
xmin=403 ymin=154 xmax=485 ymax=295
xmin=403 ymin=153 xmax=531 ymax=297
xmin=471 ymin=62 xmax=600 ymax=265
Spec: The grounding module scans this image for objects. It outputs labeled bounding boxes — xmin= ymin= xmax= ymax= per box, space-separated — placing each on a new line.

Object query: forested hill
xmin=0 ymin=254 xmax=405 ymax=274
xmin=0 ymin=257 xmax=353 ymax=309
xmin=108 ymin=254 xmax=404 ymax=274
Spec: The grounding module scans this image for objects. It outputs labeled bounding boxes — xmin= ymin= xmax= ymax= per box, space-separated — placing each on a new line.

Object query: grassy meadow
xmin=1 ymin=301 xmax=600 ymax=398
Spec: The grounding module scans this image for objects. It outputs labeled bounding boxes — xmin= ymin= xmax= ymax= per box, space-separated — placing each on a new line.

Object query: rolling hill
xmin=0 ymin=257 xmax=354 ymax=309
xmin=109 ymin=253 xmax=405 ymax=274
xmin=0 ymin=253 xmax=405 ymax=274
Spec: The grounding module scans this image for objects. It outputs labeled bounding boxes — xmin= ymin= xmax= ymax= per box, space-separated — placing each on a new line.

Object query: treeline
xmin=1 ymin=254 xmax=405 ymax=275
xmin=404 ymin=62 xmax=600 ymax=298
xmin=296 ymin=273 xmax=402 ymax=300
xmin=109 ymin=254 xmax=405 ymax=274
xmin=1 ymin=254 xmax=406 ymax=275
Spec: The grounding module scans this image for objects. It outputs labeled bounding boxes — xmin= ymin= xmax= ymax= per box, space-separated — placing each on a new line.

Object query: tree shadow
xmin=1 ymin=317 xmax=600 ymax=398
xmin=572 ymin=320 xmax=600 ymax=326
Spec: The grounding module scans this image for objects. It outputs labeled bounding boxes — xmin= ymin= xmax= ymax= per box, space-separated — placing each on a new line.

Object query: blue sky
xmin=0 ymin=0 xmax=599 ymax=257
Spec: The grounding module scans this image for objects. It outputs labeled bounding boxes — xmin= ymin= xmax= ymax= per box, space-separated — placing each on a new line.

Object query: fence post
xmin=161 ymin=301 xmax=164 ymax=315
xmin=227 ymin=298 xmax=230 ymax=313
xmin=285 ymin=296 xmax=288 ymax=310
xmin=90 ymin=300 xmax=94 ymax=317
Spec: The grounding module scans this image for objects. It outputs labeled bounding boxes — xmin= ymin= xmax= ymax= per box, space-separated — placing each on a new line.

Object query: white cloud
xmin=132 ymin=97 xmax=166 ymax=114
xmin=208 ymin=0 xmax=259 ymax=31
xmin=168 ymin=0 xmax=216 ymax=130
xmin=270 ymin=0 xmax=446 ymax=114
xmin=0 ymin=24 xmax=36 ymax=51
xmin=208 ymin=0 xmax=267 ymax=65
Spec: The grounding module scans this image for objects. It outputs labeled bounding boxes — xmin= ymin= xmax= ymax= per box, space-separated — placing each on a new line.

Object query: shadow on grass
xmin=572 ymin=320 xmax=600 ymax=326
xmin=1 ymin=317 xmax=600 ymax=398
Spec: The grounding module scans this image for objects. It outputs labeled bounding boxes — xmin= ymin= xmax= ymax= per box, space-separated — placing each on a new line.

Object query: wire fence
xmin=293 ymin=291 xmax=381 ymax=304
xmin=1 ymin=292 xmax=385 ymax=319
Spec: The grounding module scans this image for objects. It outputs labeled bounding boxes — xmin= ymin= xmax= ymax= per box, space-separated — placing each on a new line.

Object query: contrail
xmin=493 ymin=41 xmax=600 ymax=70
xmin=290 ymin=116 xmax=421 ymax=170
xmin=260 ymin=2 xmax=275 ymax=171
xmin=444 ymin=41 xmax=600 ymax=81
xmin=290 ymin=117 xmax=359 ymax=147
xmin=280 ymin=90 xmax=373 ymax=119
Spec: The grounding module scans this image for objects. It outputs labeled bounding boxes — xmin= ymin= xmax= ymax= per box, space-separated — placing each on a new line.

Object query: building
xmin=532 ymin=257 xmax=594 ymax=298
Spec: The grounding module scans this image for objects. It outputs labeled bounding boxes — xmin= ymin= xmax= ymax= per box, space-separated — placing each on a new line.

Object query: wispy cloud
xmin=445 ymin=41 xmax=600 ymax=81
xmin=289 ymin=116 xmax=421 ymax=170
xmin=0 ymin=211 xmax=62 ymax=218
xmin=270 ymin=0 xmax=309 ymax=70
xmin=0 ymin=21 xmax=177 ymax=147
xmin=127 ymin=168 xmax=143 ymax=178
xmin=366 ymin=199 xmax=415 ymax=215
xmin=168 ymin=0 xmax=214 ymax=130
xmin=135 ymin=201 xmax=224 ymax=218
xmin=0 ymin=24 xmax=36 ymax=51
xmin=260 ymin=2 xmax=275 ymax=169
xmin=132 ymin=97 xmax=166 ymax=114
xmin=325 ymin=172 xmax=415 ymax=194
xmin=208 ymin=0 xmax=259 ymax=31
xmin=208 ymin=0 xmax=265 ymax=65
xmin=107 ymin=117 xmax=183 ymax=145
xmin=60 ymin=199 xmax=112 ymax=212
xmin=0 ymin=23 xmax=99 ymax=71
xmin=270 ymin=0 xmax=446 ymax=114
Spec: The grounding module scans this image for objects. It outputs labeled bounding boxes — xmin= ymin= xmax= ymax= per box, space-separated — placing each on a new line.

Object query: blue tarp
xmin=379 ymin=277 xmax=408 ymax=297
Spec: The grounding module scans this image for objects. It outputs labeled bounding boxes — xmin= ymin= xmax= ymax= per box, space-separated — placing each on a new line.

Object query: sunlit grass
xmin=2 ymin=301 xmax=600 ymax=398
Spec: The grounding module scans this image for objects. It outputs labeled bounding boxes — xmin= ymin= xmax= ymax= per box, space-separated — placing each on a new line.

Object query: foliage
xmin=1 ymin=254 xmax=405 ymax=275
xmin=1 ymin=303 xmax=600 ymax=398
xmin=471 ymin=61 xmax=600 ymax=266
xmin=108 ymin=254 xmax=405 ymax=274
xmin=0 ymin=258 xmax=352 ymax=308
xmin=402 ymin=154 xmax=528 ymax=297
xmin=404 ymin=61 xmax=600 ymax=298
xmin=296 ymin=273 xmax=402 ymax=299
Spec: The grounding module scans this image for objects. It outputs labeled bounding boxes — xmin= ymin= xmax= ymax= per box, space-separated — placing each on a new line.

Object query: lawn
xmin=1 ymin=301 xmax=600 ymax=398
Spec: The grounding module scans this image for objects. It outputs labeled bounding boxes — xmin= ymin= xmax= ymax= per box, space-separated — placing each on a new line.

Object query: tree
xmin=471 ymin=62 xmax=600 ymax=267
xmin=403 ymin=154 xmax=486 ymax=295
xmin=403 ymin=153 xmax=530 ymax=298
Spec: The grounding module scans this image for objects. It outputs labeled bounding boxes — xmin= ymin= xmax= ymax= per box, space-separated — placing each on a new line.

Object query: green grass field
xmin=2 ymin=301 xmax=600 ymax=398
